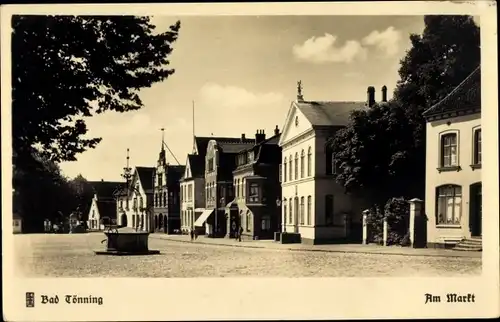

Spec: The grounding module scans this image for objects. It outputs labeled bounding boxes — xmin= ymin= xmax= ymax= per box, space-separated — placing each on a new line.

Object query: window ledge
xmin=437 ymin=166 xmax=461 ymax=173
xmin=470 ymin=164 xmax=482 ymax=170
xmin=436 ymin=224 xmax=462 ymax=229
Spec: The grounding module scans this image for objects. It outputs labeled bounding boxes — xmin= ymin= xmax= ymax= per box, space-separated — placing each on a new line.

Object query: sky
xmin=59 ymin=15 xmax=427 ymax=181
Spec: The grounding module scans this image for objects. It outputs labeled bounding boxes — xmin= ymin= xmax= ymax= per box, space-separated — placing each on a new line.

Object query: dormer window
xmin=248 ymin=151 xmax=254 ymax=162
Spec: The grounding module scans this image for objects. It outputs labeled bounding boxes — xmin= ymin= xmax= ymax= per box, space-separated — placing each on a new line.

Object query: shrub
xmin=384 ymin=197 xmax=410 ymax=246
xmin=400 ymin=232 xmax=411 ymax=247
xmin=365 ymin=205 xmax=384 ymax=245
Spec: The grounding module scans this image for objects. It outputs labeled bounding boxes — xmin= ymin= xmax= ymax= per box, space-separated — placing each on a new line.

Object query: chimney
xmin=367 ymin=86 xmax=375 ymax=107
xmin=255 ymin=129 xmax=266 ymax=144
xmin=274 ymin=125 xmax=280 ymax=136
xmin=381 ymin=85 xmax=387 ymax=102
xmin=241 ymin=133 xmax=246 ymax=141
xmin=101 ymin=179 xmax=104 ymax=182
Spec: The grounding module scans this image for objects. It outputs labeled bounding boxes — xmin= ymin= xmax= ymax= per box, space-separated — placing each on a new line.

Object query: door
xmin=470 ymin=183 xmax=482 ymax=237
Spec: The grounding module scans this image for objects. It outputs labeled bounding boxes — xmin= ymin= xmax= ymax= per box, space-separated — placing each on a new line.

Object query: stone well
xmin=94 ymin=227 xmax=160 ymax=256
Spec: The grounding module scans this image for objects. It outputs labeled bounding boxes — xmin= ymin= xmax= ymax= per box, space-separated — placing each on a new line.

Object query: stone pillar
xmin=343 ymin=213 xmax=351 ymax=239
xmin=362 ymin=210 xmax=369 ymax=245
xmin=408 ymin=198 xmax=424 ymax=248
xmin=383 ymin=217 xmax=388 ymax=246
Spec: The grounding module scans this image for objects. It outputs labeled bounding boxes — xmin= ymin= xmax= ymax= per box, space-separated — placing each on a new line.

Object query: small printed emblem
xmin=26 ymin=292 xmax=35 ymax=308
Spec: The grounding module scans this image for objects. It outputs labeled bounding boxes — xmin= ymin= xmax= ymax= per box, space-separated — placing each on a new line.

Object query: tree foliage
xmin=327 ymin=15 xmax=480 ymax=201
xmin=12 ymin=15 xmax=181 ymax=163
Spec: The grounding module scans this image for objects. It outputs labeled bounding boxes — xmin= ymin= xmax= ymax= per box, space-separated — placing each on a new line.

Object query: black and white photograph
xmin=2 ymin=2 xmax=498 ymax=321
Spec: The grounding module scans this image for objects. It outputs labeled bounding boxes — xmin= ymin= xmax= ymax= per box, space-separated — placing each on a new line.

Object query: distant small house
xmin=13 ymin=213 xmax=22 ymax=234
xmin=86 ymin=180 xmax=124 ymax=231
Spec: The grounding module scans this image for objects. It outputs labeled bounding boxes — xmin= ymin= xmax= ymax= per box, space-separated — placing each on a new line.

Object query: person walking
xmin=190 ymin=228 xmax=194 ymax=241
xmin=238 ymin=226 xmax=243 ymax=242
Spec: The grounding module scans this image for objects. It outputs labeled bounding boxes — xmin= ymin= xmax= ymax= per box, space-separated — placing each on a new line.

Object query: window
xmin=294 ymin=153 xmax=299 ymax=180
xmin=300 ymin=197 xmax=305 ymax=225
xmin=120 ymin=200 xmax=123 ymax=209
xmin=139 ymin=197 xmax=143 ymax=209
xmin=283 ymin=198 xmax=287 ymax=225
xmin=294 ymin=197 xmax=299 ymax=225
xmin=325 ymin=195 xmax=334 ymax=226
xmin=283 ymin=157 xmax=287 ymax=182
xmin=133 ymin=198 xmax=137 ymax=211
xmin=307 ymin=147 xmax=312 ymax=176
xmin=261 ymin=216 xmax=271 ymax=231
xmin=132 ymin=215 xmax=136 ymax=228
xmin=158 ymin=173 xmax=163 ymax=187
xmin=436 ymin=185 xmax=462 ymax=225
xmin=279 ymin=164 xmax=283 ymax=183
xmin=249 ymin=183 xmax=259 ymax=203
xmin=288 ymin=199 xmax=293 ymax=224
xmin=289 ymin=155 xmax=292 ymax=181
xmin=300 ymin=150 xmax=305 ymax=178
xmin=325 ymin=149 xmax=334 ymax=175
xmin=207 ymin=157 xmax=214 ymax=172
xmin=163 ymin=192 xmax=167 ymax=207
xmin=441 ymin=133 xmax=458 ymax=167
xmin=473 ymin=129 xmax=481 ymax=165
xmin=332 ymin=156 xmax=340 ymax=175
xmin=307 ymin=196 xmax=311 ymax=225
xmin=154 ymin=194 xmax=158 ymax=207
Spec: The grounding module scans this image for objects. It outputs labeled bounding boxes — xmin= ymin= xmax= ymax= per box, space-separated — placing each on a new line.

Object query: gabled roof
xmin=187 ymin=154 xmax=205 ymax=178
xmin=88 ymin=181 xmax=125 ymax=200
xmin=96 ymin=200 xmax=117 ymax=219
xmin=135 ymin=166 xmax=155 ymax=192
xmin=217 ymin=141 xmax=256 ymax=154
xmin=195 ymin=136 xmax=255 ymax=155
xmin=423 ymin=66 xmax=481 ymax=119
xmin=296 ymin=100 xmax=367 ymax=127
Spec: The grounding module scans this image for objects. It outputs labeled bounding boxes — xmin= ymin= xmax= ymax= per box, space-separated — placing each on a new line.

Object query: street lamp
xmin=276 ymin=198 xmax=285 ymax=233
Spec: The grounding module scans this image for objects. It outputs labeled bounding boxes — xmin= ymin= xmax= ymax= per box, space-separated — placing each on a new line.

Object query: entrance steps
xmin=453 ymin=236 xmax=482 ymax=252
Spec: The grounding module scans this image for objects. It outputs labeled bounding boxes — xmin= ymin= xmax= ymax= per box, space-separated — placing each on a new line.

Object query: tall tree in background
xmin=327 ymin=15 xmax=480 ymax=203
xmin=12 ymin=15 xmax=181 ymax=231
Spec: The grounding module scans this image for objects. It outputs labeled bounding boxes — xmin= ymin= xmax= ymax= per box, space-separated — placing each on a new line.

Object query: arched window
xmin=307 ymin=196 xmax=312 ymax=225
xmin=288 ymin=155 xmax=292 ymax=181
xmin=288 ymin=198 xmax=293 ymax=223
xmin=132 ymin=215 xmax=136 ymax=228
xmin=436 ymin=185 xmax=462 ymax=225
xmin=294 ymin=153 xmax=299 ymax=180
xmin=307 ymin=147 xmax=312 ymax=176
xmin=283 ymin=157 xmax=287 ymax=182
xmin=139 ymin=197 xmax=143 ymax=209
xmin=294 ymin=197 xmax=299 ymax=225
xmin=163 ymin=192 xmax=167 ymax=207
xmin=300 ymin=150 xmax=305 ymax=178
xmin=283 ymin=198 xmax=287 ymax=226
xmin=300 ymin=197 xmax=305 ymax=225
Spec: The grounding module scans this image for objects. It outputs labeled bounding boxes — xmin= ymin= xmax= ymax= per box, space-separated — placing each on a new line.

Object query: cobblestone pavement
xmin=13 ymin=234 xmax=481 ymax=278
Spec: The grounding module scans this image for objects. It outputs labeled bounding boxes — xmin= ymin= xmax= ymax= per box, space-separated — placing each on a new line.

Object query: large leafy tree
xmin=12 ymin=15 xmax=180 ymax=231
xmin=12 ymin=15 xmax=181 ymax=163
xmin=327 ymin=15 xmax=480 ymax=202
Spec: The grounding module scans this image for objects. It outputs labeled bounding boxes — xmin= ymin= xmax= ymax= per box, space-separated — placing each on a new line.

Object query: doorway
xmin=469 ymin=182 xmax=482 ymax=237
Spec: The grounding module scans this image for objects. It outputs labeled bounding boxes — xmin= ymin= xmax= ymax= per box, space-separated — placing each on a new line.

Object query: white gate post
xmin=409 ymin=198 xmax=424 ymax=248
xmin=362 ymin=210 xmax=369 ymax=245
xmin=383 ymin=217 xmax=388 ymax=246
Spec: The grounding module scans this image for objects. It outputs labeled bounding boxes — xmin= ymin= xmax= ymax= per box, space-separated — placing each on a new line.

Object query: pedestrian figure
xmin=194 ymin=229 xmax=198 ymax=240
xmin=238 ymin=226 xmax=243 ymax=242
xmin=190 ymin=229 xmax=194 ymax=241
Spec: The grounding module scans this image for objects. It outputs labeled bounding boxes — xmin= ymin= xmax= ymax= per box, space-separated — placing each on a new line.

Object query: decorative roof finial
xmin=160 ymin=128 xmax=165 ymax=152
xmin=297 ymin=80 xmax=304 ymax=102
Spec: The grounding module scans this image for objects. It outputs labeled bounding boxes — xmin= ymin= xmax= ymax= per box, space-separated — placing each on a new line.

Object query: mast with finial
xmin=192 ymin=100 xmax=196 ymax=154
xmin=122 ymin=148 xmax=133 ymax=187
xmin=297 ymin=80 xmax=304 ymax=102
xmin=160 ymin=128 xmax=165 ymax=151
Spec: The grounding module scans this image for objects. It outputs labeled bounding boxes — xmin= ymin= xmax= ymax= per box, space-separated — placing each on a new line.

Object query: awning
xmin=194 ymin=209 xmax=214 ymax=227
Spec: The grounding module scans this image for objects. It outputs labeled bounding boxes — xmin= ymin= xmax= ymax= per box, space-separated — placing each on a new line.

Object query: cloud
xmin=199 ymin=83 xmax=284 ymax=110
xmin=292 ymin=33 xmax=368 ymax=64
xmin=361 ymin=26 xmax=402 ymax=57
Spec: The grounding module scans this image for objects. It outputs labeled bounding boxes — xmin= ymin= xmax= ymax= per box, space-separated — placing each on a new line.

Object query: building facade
xmin=422 ymin=66 xmax=481 ymax=248
xmin=227 ymin=127 xmax=282 ymax=240
xmin=194 ymin=135 xmax=255 ymax=237
xmin=86 ymin=180 xmax=124 ymax=230
xmin=117 ymin=166 xmax=155 ymax=232
xmin=180 ymin=154 xmax=206 ymax=234
xmin=278 ymin=86 xmax=373 ymax=244
xmin=152 ymin=146 xmax=185 ymax=234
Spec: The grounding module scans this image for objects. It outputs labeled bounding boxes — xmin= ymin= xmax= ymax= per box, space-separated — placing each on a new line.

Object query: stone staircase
xmin=453 ymin=236 xmax=482 ymax=252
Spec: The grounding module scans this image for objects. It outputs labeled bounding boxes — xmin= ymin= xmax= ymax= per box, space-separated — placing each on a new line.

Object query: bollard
xmin=383 ymin=217 xmax=388 ymax=246
xmin=362 ymin=210 xmax=369 ymax=245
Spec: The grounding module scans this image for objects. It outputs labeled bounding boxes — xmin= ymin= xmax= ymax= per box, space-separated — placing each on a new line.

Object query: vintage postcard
xmin=2 ymin=1 xmax=499 ymax=321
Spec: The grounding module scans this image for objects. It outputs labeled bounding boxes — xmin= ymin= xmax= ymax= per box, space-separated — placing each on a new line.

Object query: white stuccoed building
xmin=278 ymin=84 xmax=377 ymax=244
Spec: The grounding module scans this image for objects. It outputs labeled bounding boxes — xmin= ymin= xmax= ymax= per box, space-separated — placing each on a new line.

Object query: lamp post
xmin=276 ymin=198 xmax=285 ymax=233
